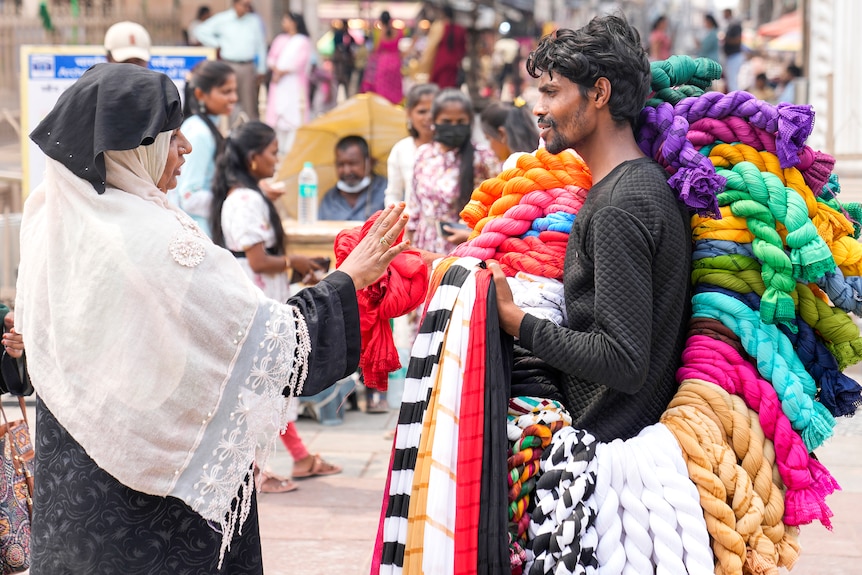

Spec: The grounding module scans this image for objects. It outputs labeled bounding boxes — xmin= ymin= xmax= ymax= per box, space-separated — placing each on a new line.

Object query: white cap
xmin=104 ymin=21 xmax=151 ymax=63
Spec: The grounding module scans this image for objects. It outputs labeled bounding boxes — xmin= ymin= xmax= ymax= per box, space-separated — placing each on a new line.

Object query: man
xmin=319 ymin=135 xmax=387 ymax=221
xmin=490 ymin=14 xmax=692 ymax=442
xmin=722 ymin=8 xmax=744 ymax=92
xmin=104 ymin=21 xmax=151 ymax=67
xmin=776 ymin=63 xmax=803 ymax=104
xmin=193 ymin=0 xmax=267 ymax=120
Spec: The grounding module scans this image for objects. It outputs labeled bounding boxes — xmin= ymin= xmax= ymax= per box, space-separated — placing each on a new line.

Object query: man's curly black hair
xmin=526 ymin=14 xmax=651 ymax=129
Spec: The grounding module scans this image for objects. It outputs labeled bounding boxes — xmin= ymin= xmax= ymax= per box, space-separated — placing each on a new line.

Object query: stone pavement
xmin=258 ymin=400 xmax=862 ymax=575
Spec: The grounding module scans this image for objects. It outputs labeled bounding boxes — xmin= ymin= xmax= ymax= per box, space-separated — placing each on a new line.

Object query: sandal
xmin=292 ymin=454 xmax=342 ymax=479
xmin=258 ymin=471 xmax=299 ymax=493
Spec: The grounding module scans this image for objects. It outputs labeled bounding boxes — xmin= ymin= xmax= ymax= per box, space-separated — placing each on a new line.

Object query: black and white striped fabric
xmin=379 ymin=260 xmax=473 ymax=572
xmin=528 ymin=427 xmax=600 ymax=575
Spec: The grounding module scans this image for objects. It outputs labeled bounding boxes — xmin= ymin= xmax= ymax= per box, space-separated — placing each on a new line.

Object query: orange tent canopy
xmin=757 ymin=11 xmax=801 ymax=38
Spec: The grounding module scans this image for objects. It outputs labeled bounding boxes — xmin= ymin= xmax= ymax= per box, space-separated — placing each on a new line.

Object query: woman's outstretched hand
xmin=339 ymin=203 xmax=411 ymax=291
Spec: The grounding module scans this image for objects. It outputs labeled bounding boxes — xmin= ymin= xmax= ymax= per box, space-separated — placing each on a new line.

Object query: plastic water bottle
xmin=297 ymin=161 xmax=318 ymax=224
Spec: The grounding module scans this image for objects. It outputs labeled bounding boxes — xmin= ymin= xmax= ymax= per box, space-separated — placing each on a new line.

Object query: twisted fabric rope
xmin=820 ymin=173 xmax=862 ymax=237
xmin=528 ymin=427 xmax=599 ymax=575
xmin=646 ymin=55 xmax=721 ymax=109
xmin=668 ymin=380 xmax=799 ymax=569
xmin=660 ymin=405 xmax=748 ymax=575
xmin=692 ymin=291 xmax=836 ymax=451
xmin=796 ymin=282 xmax=862 ymax=368
xmin=509 ymin=422 xmax=565 ymax=540
xmin=713 ymin=162 xmax=835 ymax=323
xmin=679 ymin=334 xmax=840 ymax=528
xmin=690 ymin=278 xmax=862 ymax=416
xmin=662 ymin=401 xmax=780 ymax=575
xmin=460 ymin=149 xmax=591 ymax=230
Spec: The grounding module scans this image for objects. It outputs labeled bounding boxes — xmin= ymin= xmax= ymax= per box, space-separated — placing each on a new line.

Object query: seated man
xmin=319 ymin=135 xmax=387 ymax=221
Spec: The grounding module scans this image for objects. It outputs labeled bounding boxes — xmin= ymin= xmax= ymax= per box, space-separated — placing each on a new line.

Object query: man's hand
xmin=488 ymin=262 xmax=525 ymax=337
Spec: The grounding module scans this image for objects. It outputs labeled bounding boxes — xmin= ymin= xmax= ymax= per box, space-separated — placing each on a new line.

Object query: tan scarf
xmin=16 ymin=148 xmax=310 ymax=563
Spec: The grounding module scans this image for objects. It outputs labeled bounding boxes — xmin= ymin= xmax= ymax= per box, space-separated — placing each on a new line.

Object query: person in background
xmin=363 ymin=10 xmax=404 ymax=105
xmin=407 ymin=88 xmax=500 ymax=254
xmin=384 ymin=83 xmax=439 ymax=208
xmin=491 ymin=14 xmax=691 ymax=442
xmin=169 ymin=60 xmax=237 ymax=236
xmin=265 ymin=11 xmax=312 ymax=155
xmin=194 ymin=0 xmax=268 ymax=120
xmin=104 ymin=21 xmax=151 ymax=67
xmin=696 ymin=13 xmax=720 ymax=63
xmin=776 ymin=63 xmax=802 ymax=104
xmin=750 ymin=72 xmax=776 ymax=102
xmin=722 ymin=8 xmax=744 ymax=92
xmin=429 ymin=6 xmax=467 ymax=89
xmin=480 ymin=98 xmax=539 ymax=169
xmin=186 ymin=5 xmax=211 ymax=46
xmin=648 ymin=15 xmax=672 ymax=62
xmin=319 ymin=135 xmax=387 ymax=221
xmin=332 ymin=19 xmax=357 ymax=98
xmin=19 ymin=62 xmax=410 ymax=573
xmin=493 ymin=32 xmax=523 ymax=99
xmin=210 ymin=121 xmax=336 ymax=491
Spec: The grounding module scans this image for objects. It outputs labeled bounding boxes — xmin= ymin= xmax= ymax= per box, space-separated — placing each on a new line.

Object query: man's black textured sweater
xmin=519 ymin=157 xmax=691 ymax=441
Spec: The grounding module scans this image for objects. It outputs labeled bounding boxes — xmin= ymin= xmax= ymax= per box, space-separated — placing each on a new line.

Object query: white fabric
xmin=16 ymin=156 xmax=310 ymax=563
xmin=135 ymin=131 xmax=171 ymax=185
xmin=384 ymin=136 xmax=418 ymax=208
xmin=222 ymin=187 xmax=292 ymax=303
xmin=422 ymin=265 xmax=478 ymax=574
xmin=508 ymin=271 xmax=567 ymax=326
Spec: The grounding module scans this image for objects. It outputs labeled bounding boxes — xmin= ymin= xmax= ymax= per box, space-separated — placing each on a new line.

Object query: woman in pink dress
xmin=364 ymin=11 xmax=404 ymax=104
xmin=265 ymin=12 xmax=312 ymax=154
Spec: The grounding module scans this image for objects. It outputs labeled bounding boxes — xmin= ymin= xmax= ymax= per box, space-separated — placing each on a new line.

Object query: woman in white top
xmin=384 ymin=83 xmax=439 ymax=207
xmin=211 ymin=121 xmax=340 ymax=489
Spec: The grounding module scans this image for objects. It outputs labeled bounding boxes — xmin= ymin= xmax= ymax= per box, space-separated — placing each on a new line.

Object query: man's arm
xmin=193 ymin=11 xmax=226 ymax=49
xmin=253 ymin=14 xmax=269 ymax=75
xmin=518 ymin=206 xmax=656 ymax=394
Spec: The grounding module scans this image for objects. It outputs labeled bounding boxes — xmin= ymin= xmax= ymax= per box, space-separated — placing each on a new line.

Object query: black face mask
xmin=433 ymin=123 xmax=471 ymax=149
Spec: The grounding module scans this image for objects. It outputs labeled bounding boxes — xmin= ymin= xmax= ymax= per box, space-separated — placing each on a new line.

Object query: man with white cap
xmin=104 ymin=21 xmax=152 ymax=67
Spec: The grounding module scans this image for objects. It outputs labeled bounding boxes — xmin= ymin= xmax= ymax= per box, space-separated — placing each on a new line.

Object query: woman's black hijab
xmin=30 ymin=63 xmax=184 ymax=194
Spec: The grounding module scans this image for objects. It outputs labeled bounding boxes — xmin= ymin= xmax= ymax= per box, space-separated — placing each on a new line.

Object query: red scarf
xmin=334 ymin=212 xmax=429 ymax=390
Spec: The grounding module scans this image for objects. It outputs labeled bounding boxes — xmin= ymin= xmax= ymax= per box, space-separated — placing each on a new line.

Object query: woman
xmin=429 ymin=6 xmax=466 ymax=89
xmin=19 ymin=63 xmax=408 ymax=574
xmin=384 ymin=82 xmax=438 ymax=208
xmin=480 ymin=98 xmax=539 ymax=168
xmin=170 ymin=60 xmax=237 ymax=236
xmin=649 ymin=15 xmax=672 ymax=61
xmin=363 ymin=10 xmax=404 ymax=104
xmin=265 ymin=11 xmax=312 ymax=154
xmin=408 ymin=88 xmax=500 ymax=254
xmin=210 ymin=121 xmax=341 ymax=487
xmin=696 ymin=13 xmax=720 ymax=63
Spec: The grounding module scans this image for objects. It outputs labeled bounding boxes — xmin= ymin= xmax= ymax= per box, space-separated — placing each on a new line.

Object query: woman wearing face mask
xmin=407 ymin=88 xmax=500 ymax=254
xmin=169 ymin=60 xmax=238 ymax=236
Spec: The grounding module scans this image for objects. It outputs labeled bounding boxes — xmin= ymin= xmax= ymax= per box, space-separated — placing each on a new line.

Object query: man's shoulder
xmin=597 ymin=159 xmax=677 ymax=211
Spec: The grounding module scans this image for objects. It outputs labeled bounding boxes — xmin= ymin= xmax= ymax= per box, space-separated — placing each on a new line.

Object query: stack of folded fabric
xmin=369 ymin=55 xmax=859 ymax=575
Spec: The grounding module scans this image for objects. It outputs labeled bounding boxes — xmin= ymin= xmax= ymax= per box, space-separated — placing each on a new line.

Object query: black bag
xmin=0 ymin=351 xmax=32 ymax=398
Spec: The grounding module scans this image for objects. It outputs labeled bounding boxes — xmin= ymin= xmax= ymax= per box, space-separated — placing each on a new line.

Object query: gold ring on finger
xmin=380 ymin=237 xmax=391 ymax=246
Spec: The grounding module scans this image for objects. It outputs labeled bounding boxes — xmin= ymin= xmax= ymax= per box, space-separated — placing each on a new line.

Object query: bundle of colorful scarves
xmin=366 ymin=55 xmax=859 ymax=575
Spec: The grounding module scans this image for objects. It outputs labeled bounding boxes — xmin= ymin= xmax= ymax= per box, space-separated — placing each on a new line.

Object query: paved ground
xmin=257 ymin=393 xmax=862 ymax=575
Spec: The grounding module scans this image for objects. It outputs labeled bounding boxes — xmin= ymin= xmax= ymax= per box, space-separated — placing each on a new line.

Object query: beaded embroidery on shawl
xmin=170 ymin=209 xmax=209 ymax=267
xmin=189 ymin=303 xmax=312 ymax=565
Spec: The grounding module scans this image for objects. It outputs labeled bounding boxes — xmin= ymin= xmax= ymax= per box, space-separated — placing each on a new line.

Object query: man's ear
xmin=593 ymin=77 xmax=611 ymax=108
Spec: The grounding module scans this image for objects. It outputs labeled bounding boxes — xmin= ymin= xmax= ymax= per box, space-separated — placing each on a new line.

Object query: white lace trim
xmin=188 ymin=303 xmax=312 ymax=566
xmin=169 ymin=210 xmax=209 ymax=267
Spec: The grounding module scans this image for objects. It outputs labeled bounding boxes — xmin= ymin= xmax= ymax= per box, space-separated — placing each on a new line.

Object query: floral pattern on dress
xmin=222 ymin=188 xmax=291 ymax=302
xmin=408 ymin=141 xmax=500 ymax=254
